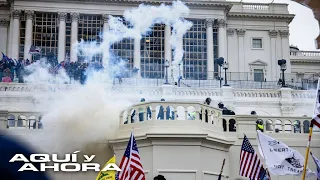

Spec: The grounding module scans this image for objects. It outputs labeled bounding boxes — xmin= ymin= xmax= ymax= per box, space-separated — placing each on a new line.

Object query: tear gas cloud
xmin=15 ymin=0 xmax=192 ymax=160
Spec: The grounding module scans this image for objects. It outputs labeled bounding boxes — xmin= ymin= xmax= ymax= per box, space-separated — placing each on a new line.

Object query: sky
xmin=227 ymin=0 xmax=320 ymax=51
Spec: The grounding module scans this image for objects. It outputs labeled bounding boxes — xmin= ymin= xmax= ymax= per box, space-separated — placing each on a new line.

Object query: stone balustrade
xmin=222 ymin=115 xmax=314 ymax=134
xmin=0 ymin=110 xmax=43 ymax=129
xmin=119 ymin=101 xmax=222 ymax=124
xmin=290 ymin=50 xmax=320 ymax=57
xmin=230 ymin=2 xmax=289 ymax=14
xmin=0 ymin=101 xmax=317 ymax=137
xmin=0 ymin=83 xmax=317 ymax=102
xmin=119 ymin=101 xmax=315 ymax=135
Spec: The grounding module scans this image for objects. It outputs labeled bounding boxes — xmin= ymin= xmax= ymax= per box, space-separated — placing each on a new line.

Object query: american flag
xmin=29 ymin=46 xmax=41 ymax=54
xmin=118 ymin=133 xmax=145 ymax=180
xmin=312 ymin=114 xmax=320 ymax=128
xmin=240 ymin=135 xmax=265 ymax=180
xmin=49 ymin=64 xmax=62 ymax=74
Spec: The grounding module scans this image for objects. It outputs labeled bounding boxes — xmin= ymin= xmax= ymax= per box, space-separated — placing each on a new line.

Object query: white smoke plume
xmin=23 ymin=58 xmax=70 ymax=84
xmin=78 ymin=0 xmax=192 ymax=81
xmin=13 ymin=1 xmax=193 ymax=173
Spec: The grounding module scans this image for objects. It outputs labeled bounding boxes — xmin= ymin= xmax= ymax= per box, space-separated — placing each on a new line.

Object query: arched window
xmin=275 ymin=120 xmax=282 ymax=133
xmin=303 ymin=120 xmax=310 ymax=133
xmin=284 ymin=120 xmax=292 ymax=133
xmin=223 ymin=119 xmax=227 ymax=132
xmin=266 ymin=120 xmax=273 ymax=132
xmin=256 ymin=119 xmax=264 ymax=131
xmin=28 ymin=116 xmax=36 ymax=129
xmin=293 ymin=120 xmax=301 ymax=133
xmin=229 ymin=119 xmax=236 ymax=132
xmin=17 ymin=115 xmax=26 ymax=127
xmin=7 ymin=114 xmax=15 ymax=127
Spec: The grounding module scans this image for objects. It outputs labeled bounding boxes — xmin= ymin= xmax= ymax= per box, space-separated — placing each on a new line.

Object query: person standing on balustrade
xmin=157 ymin=99 xmax=165 ymax=120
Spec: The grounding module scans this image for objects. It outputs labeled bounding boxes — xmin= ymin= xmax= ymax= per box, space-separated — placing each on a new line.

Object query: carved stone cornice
xmin=227 ymin=13 xmax=295 ymax=23
xmin=102 ymin=14 xmax=109 ymax=23
xmin=269 ymin=30 xmax=278 ymax=38
xmin=227 ymin=28 xmax=234 ymax=36
xmin=71 ymin=12 xmax=80 ymax=22
xmin=58 ymin=12 xmax=67 ymax=21
xmin=25 ymin=10 xmax=34 ymax=20
xmin=0 ymin=19 xmax=9 ymax=27
xmin=279 ymin=30 xmax=290 ymax=38
xmin=217 ymin=19 xmax=226 ymax=28
xmin=205 ymin=18 xmax=214 ymax=28
xmin=11 ymin=9 xmax=21 ymax=19
xmin=236 ymin=29 xmax=246 ymax=37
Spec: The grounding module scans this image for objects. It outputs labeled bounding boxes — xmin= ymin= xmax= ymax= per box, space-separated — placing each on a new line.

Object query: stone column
xmin=0 ymin=110 xmax=8 ymax=131
xmin=280 ymin=30 xmax=291 ymax=74
xmin=134 ymin=38 xmax=141 ymax=77
xmin=218 ymin=19 xmax=226 ymax=60
xmin=7 ymin=15 xmax=13 ymax=56
xmin=227 ymin=28 xmax=236 ymax=72
xmin=206 ymin=18 xmax=214 ymax=79
xmin=0 ymin=19 xmax=9 ymax=54
xmin=11 ymin=9 xmax=21 ymax=60
xmin=70 ymin=12 xmax=79 ymax=62
xmin=269 ymin=30 xmax=278 ymax=80
xmin=57 ymin=12 xmax=67 ymax=62
xmin=236 ymin=29 xmax=246 ymax=74
xmin=102 ymin=14 xmax=109 ymax=66
xmin=23 ymin=10 xmax=34 ymax=60
xmin=165 ymin=24 xmax=172 ymax=63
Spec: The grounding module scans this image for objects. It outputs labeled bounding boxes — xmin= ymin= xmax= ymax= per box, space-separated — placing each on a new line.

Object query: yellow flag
xmin=95 ymin=155 xmax=117 ymax=180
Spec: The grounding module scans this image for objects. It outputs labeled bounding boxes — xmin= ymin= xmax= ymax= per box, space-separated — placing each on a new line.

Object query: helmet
xmin=140 ymin=98 xmax=145 ymax=102
xmin=256 ymin=119 xmax=263 ymax=125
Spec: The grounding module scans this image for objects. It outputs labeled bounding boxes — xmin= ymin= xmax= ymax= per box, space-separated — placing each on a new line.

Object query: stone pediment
xmin=249 ymin=59 xmax=268 ymax=66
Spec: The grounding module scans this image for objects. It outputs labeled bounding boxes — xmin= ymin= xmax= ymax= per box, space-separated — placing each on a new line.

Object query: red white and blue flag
xmin=312 ymin=78 xmax=320 ymax=128
xmin=118 ymin=133 xmax=145 ymax=180
xmin=240 ymin=135 xmax=267 ymax=180
xmin=29 ymin=46 xmax=41 ymax=54
xmin=49 ymin=64 xmax=62 ymax=75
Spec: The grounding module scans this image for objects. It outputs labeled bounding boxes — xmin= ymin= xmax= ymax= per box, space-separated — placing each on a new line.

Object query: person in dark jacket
xmin=200 ymin=97 xmax=211 ymax=122
xmin=0 ymin=134 xmax=51 ymax=180
xmin=157 ymin=99 xmax=165 ymax=120
xmin=154 ymin=175 xmax=166 ymax=180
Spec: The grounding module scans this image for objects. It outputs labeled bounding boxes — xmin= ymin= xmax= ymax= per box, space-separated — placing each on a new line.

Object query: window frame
xmin=251 ymin=37 xmax=263 ymax=50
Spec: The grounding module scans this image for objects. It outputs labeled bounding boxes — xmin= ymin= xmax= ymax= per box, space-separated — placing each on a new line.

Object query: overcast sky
xmin=227 ymin=0 xmax=319 ymax=51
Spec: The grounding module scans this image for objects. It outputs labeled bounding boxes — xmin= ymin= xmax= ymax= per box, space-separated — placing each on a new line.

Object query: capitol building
xmin=0 ymin=0 xmax=320 ymax=180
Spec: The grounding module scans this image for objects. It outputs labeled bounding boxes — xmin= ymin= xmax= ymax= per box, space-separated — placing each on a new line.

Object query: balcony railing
xmin=1 ymin=102 xmax=318 ymax=135
xmin=119 ymin=102 xmax=315 ymax=134
xmin=290 ymin=50 xmax=320 ymax=57
xmin=230 ymin=2 xmax=289 ymax=14
xmin=0 ymin=83 xmax=317 ymax=101
xmin=0 ymin=111 xmax=43 ymax=129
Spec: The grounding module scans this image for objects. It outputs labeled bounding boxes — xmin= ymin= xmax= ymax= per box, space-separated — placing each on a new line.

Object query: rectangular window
xmin=254 ymin=69 xmax=264 ymax=82
xmin=252 ymin=38 xmax=263 ymax=49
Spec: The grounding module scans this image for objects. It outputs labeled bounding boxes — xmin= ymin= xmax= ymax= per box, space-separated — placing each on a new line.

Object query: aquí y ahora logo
xmin=9 ymin=151 xmax=122 ymax=172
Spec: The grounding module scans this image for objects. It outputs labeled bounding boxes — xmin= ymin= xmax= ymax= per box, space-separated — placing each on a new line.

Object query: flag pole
xmin=256 ymin=130 xmax=271 ymax=179
xmin=303 ymin=78 xmax=320 ymax=179
xmin=302 ymin=124 xmax=313 ymax=180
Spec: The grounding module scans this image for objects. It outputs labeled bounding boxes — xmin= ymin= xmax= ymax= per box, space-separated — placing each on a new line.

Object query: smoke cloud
xmin=12 ymin=1 xmax=192 ymax=172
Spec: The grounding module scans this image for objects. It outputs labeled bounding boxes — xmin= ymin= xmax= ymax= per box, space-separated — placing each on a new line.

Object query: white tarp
xmin=257 ymin=130 xmax=314 ymax=176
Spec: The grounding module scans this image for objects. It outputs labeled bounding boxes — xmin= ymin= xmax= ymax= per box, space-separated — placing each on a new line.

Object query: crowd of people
xmin=0 ymin=53 xmax=140 ymax=85
xmin=0 ymin=53 xmax=106 ymax=84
